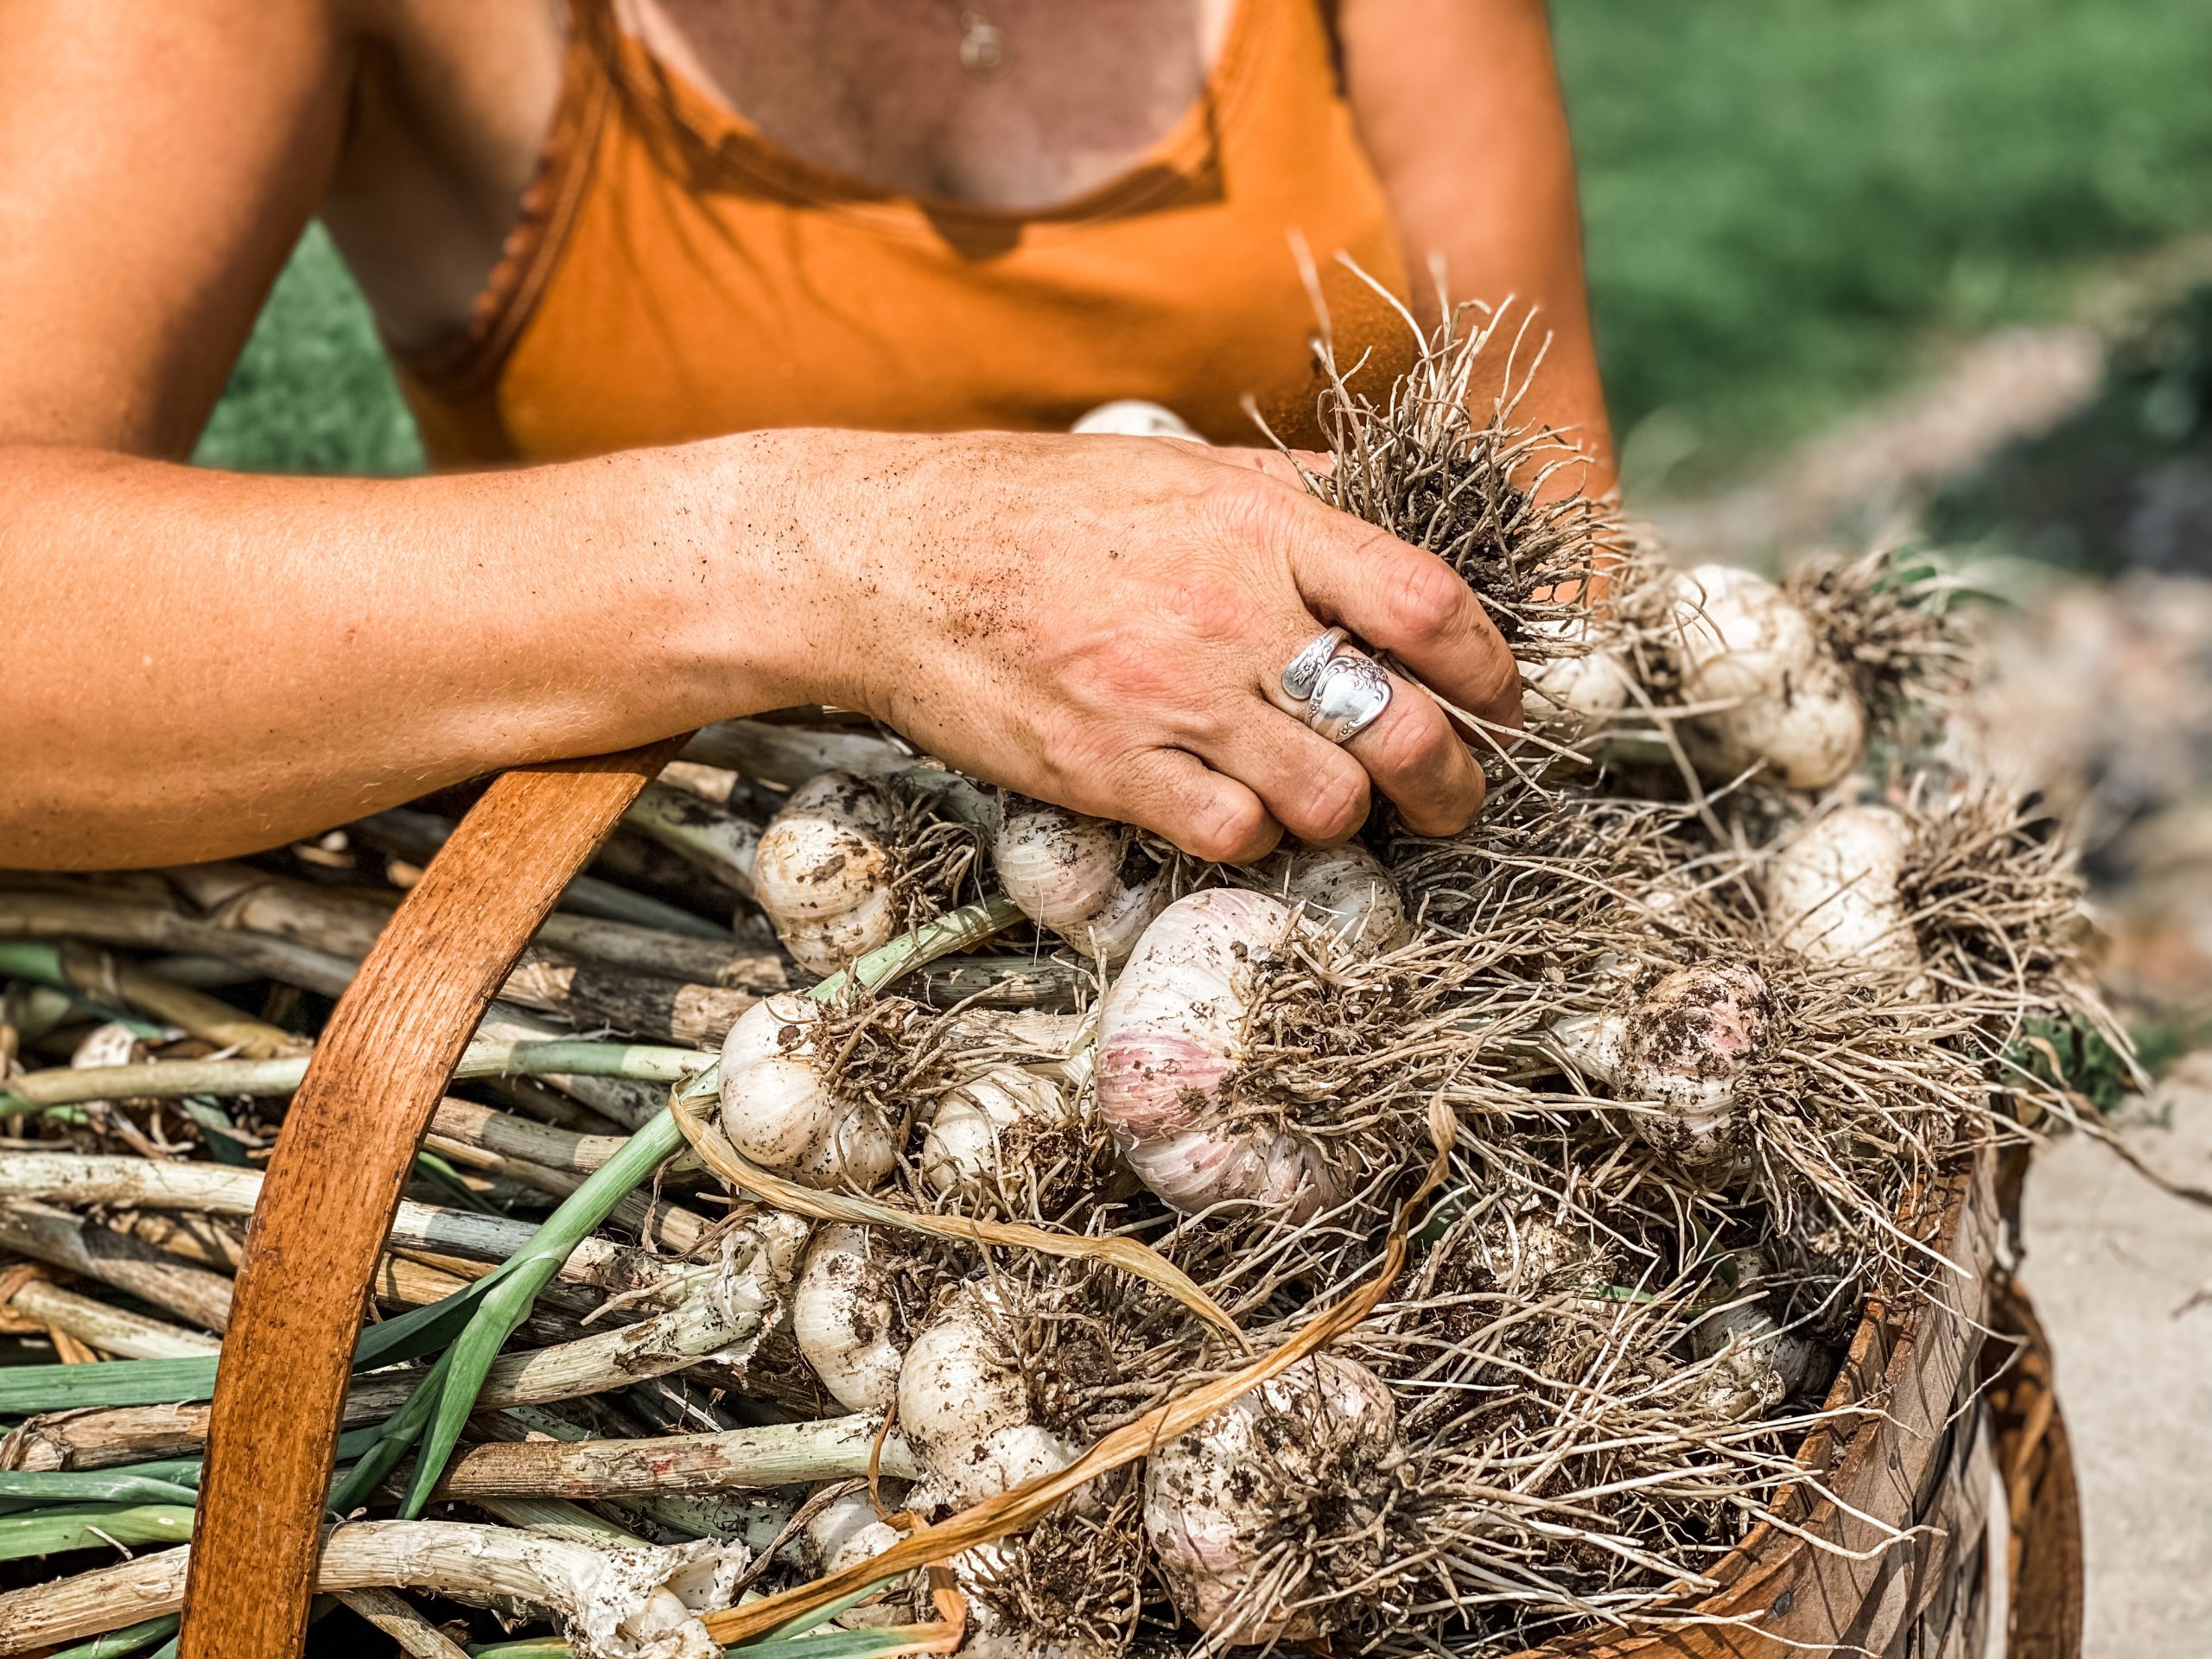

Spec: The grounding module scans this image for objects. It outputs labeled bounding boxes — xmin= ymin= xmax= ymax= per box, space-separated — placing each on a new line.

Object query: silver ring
xmin=1305 ymin=652 xmax=1394 ymax=744
xmin=1280 ymin=627 xmax=1349 ymax=702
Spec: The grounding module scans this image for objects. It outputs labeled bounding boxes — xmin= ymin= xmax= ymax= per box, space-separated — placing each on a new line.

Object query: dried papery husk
xmin=718 ymin=992 xmax=931 ymax=1190
xmin=898 ymin=1281 xmax=1084 ymax=1513
xmin=1657 ymin=563 xmax=1868 ymax=791
xmin=1144 ymin=1352 xmax=1405 ymax=1649
xmin=992 ymin=797 xmax=1168 ymax=968
xmin=1241 ymin=840 xmax=1412 ymax=952
xmin=791 ymin=1223 xmax=906 ymax=1413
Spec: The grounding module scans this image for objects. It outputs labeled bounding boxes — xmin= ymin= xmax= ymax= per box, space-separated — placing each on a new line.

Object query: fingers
xmin=1101 ymin=748 xmax=1283 ymax=865
xmin=1337 ymin=673 xmax=1486 ymax=836
xmin=1281 ymin=516 xmax=1522 ymax=733
xmin=1206 ymin=447 xmax=1334 ymax=490
xmin=1187 ymin=706 xmax=1374 ymax=848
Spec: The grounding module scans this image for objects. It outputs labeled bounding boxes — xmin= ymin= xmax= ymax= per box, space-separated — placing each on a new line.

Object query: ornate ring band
xmin=1280 ymin=626 xmax=1350 ymax=702
xmin=1305 ymin=652 xmax=1395 ymax=745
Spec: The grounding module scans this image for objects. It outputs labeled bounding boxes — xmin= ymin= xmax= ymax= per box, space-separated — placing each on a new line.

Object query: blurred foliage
xmin=195 ymin=0 xmax=2212 ymax=482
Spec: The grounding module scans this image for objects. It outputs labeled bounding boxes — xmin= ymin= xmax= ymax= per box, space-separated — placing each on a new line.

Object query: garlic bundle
xmin=1096 ymin=889 xmax=1341 ymax=1217
xmin=1662 ymin=564 xmax=1866 ymax=790
xmin=1552 ymin=962 xmax=1770 ymax=1168
xmin=1247 ymin=842 xmax=1411 ymax=953
xmin=752 ymin=773 xmax=903 ymax=976
xmin=1763 ymin=803 xmax=1920 ymax=976
xmin=717 ymin=995 xmax=898 ymax=1190
xmin=1145 ymin=1355 xmax=1402 ymax=1646
xmin=897 ymin=1283 xmax=1081 ymax=1511
xmin=992 ymin=798 xmax=1169 ymax=968
xmin=791 ymin=1224 xmax=903 ymax=1412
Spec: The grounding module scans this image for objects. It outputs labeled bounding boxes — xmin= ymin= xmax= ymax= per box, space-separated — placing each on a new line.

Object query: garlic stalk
xmin=1662 ymin=564 xmax=1866 ymax=789
xmin=1551 ymin=962 xmax=1770 ymax=1168
xmin=752 ymin=772 xmax=905 ymax=975
xmin=791 ymin=1223 xmax=905 ymax=1412
xmin=1096 ymin=889 xmax=1340 ymax=1217
xmin=992 ymin=797 xmax=1168 ymax=967
xmin=1763 ymin=803 xmax=1921 ymax=976
xmin=896 ymin=1282 xmax=1081 ymax=1511
xmin=0 ymin=1522 xmax=745 ymax=1659
xmin=1145 ymin=1354 xmax=1402 ymax=1646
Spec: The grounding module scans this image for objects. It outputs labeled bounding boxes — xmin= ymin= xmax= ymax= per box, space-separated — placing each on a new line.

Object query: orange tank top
xmin=395 ymin=0 xmax=1418 ymax=465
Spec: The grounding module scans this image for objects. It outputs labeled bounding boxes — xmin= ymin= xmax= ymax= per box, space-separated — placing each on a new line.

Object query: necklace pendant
xmin=958 ymin=10 xmax=1013 ymax=80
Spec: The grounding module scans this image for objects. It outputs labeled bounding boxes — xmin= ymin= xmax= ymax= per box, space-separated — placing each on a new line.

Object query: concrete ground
xmin=2016 ymin=1051 xmax=2212 ymax=1655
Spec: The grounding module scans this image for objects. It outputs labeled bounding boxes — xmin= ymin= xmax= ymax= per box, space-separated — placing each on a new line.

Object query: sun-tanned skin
xmin=0 ymin=0 xmax=1612 ymax=872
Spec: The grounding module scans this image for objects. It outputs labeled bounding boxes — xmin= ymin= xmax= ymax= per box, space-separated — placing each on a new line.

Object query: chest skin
xmin=323 ymin=0 xmax=1236 ymax=354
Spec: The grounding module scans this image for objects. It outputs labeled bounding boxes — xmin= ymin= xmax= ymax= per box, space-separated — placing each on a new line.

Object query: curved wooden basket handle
xmin=179 ymin=738 xmax=689 ymax=1659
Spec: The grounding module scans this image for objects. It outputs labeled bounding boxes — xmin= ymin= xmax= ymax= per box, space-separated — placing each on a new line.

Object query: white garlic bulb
xmin=1145 ymin=1355 xmax=1402 ymax=1645
xmin=896 ymin=1284 xmax=1080 ymax=1512
xmin=1096 ymin=889 xmax=1342 ymax=1217
xmin=753 ymin=772 xmax=902 ymax=976
xmin=1764 ymin=803 xmax=1921 ymax=976
xmin=791 ymin=1224 xmax=903 ymax=1413
xmin=993 ymin=798 xmax=1168 ymax=968
xmin=1250 ymin=841 xmax=1412 ymax=952
xmin=919 ymin=1066 xmax=1078 ymax=1201
xmin=717 ymin=994 xmax=897 ymax=1191
xmin=1553 ymin=962 xmax=1770 ymax=1167
xmin=1665 ymin=564 xmax=1866 ymax=790
xmin=1070 ymin=400 xmax=1203 ymax=441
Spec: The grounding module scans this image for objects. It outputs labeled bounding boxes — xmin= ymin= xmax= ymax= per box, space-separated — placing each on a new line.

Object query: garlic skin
xmin=1071 ymin=400 xmax=1203 ymax=441
xmin=753 ymin=772 xmax=901 ymax=976
xmin=1764 ymin=804 xmax=1921 ymax=975
xmin=897 ymin=1285 xmax=1081 ymax=1511
xmin=792 ymin=1224 xmax=903 ymax=1413
xmin=1145 ymin=1355 xmax=1402 ymax=1645
xmin=993 ymin=798 xmax=1168 ymax=967
xmin=1554 ymin=963 xmax=1770 ymax=1166
xmin=920 ymin=1066 xmax=1077 ymax=1201
xmin=717 ymin=994 xmax=897 ymax=1191
xmin=1250 ymin=842 xmax=1412 ymax=952
xmin=1666 ymin=564 xmax=1866 ymax=790
xmin=1096 ymin=889 xmax=1341 ymax=1217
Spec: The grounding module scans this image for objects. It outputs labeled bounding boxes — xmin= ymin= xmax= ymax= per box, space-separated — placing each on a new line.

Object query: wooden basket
xmin=171 ymin=747 xmax=2087 ymax=1659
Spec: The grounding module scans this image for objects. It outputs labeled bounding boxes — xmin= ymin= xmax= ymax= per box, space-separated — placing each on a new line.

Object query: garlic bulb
xmin=896 ymin=1284 xmax=1081 ymax=1511
xmin=753 ymin=772 xmax=902 ymax=976
xmin=1665 ymin=564 xmax=1866 ymax=790
xmin=1688 ymin=1296 xmax=1824 ymax=1415
xmin=798 ymin=1487 xmax=911 ymax=1627
xmin=1096 ymin=889 xmax=1341 ymax=1217
xmin=1518 ymin=616 xmax=1637 ymax=744
xmin=1249 ymin=842 xmax=1412 ymax=952
xmin=1070 ymin=400 xmax=1203 ymax=441
xmin=1145 ymin=1355 xmax=1402 ymax=1645
xmin=791 ymin=1224 xmax=903 ymax=1413
xmin=993 ymin=798 xmax=1168 ymax=967
xmin=717 ymin=994 xmax=897 ymax=1190
xmin=920 ymin=1066 xmax=1080 ymax=1202
xmin=1764 ymin=804 xmax=1920 ymax=975
xmin=1553 ymin=962 xmax=1770 ymax=1167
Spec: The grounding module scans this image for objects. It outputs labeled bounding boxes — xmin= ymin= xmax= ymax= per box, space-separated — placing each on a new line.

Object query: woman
xmin=0 ymin=0 xmax=1611 ymax=869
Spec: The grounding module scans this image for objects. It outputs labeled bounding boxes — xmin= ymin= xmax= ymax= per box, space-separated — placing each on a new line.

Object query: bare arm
xmin=1341 ymin=0 xmax=1617 ymax=493
xmin=2 ymin=1 xmax=1522 ymax=871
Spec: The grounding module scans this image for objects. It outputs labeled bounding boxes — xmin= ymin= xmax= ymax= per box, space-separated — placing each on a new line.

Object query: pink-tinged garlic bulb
xmin=791 ymin=1224 xmax=903 ymax=1413
xmin=1249 ymin=842 xmax=1412 ymax=952
xmin=752 ymin=773 xmax=902 ymax=976
xmin=1764 ymin=804 xmax=1920 ymax=976
xmin=1096 ymin=889 xmax=1342 ymax=1217
xmin=896 ymin=1284 xmax=1081 ymax=1512
xmin=1664 ymin=564 xmax=1866 ymax=790
xmin=1071 ymin=400 xmax=1203 ymax=441
xmin=717 ymin=995 xmax=897 ymax=1190
xmin=993 ymin=798 xmax=1168 ymax=968
xmin=1552 ymin=963 xmax=1770 ymax=1167
xmin=1145 ymin=1355 xmax=1402 ymax=1646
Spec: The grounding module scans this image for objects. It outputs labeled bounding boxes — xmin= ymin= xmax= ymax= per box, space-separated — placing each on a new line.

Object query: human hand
xmin=809 ymin=430 xmax=1520 ymax=861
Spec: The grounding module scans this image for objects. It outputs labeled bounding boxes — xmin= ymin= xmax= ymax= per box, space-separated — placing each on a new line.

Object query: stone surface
xmin=2017 ymin=1051 xmax=2212 ymax=1656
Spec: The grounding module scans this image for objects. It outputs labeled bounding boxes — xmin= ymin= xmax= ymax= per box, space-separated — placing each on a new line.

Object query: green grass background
xmin=192 ymin=0 xmax=2212 ymax=486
